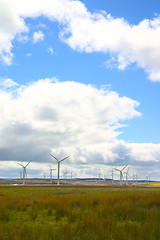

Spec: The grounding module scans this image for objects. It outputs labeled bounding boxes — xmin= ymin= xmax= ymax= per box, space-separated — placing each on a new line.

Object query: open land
xmin=0 ymin=181 xmax=160 ymax=240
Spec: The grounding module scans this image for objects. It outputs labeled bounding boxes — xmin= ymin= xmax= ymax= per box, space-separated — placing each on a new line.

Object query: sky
xmin=0 ymin=0 xmax=160 ymax=180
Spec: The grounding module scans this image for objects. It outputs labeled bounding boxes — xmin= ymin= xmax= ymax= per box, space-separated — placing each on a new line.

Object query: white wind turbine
xmin=114 ymin=165 xmax=128 ymax=185
xmin=50 ymin=154 xmax=70 ymax=185
xmin=132 ymin=173 xmax=138 ymax=185
xmin=111 ymin=168 xmax=114 ymax=184
xmin=17 ymin=161 xmax=31 ymax=185
xmin=70 ymin=171 xmax=73 ymax=179
xmin=49 ymin=166 xmax=56 ymax=184
xmin=135 ymin=173 xmax=138 ymax=183
xmin=124 ymin=167 xmax=130 ymax=185
xmin=63 ymin=170 xmax=68 ymax=183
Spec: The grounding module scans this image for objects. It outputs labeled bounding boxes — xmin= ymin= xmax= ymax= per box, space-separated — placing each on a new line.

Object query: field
xmin=0 ymin=186 xmax=160 ymax=240
xmin=136 ymin=182 xmax=160 ymax=187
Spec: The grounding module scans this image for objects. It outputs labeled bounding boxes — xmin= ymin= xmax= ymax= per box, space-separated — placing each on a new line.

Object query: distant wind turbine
xmin=114 ymin=165 xmax=128 ymax=185
xmin=17 ymin=161 xmax=31 ymax=185
xmin=63 ymin=170 xmax=70 ymax=183
xmin=50 ymin=154 xmax=70 ymax=185
xmin=111 ymin=168 xmax=114 ymax=184
xmin=124 ymin=167 xmax=130 ymax=185
xmin=49 ymin=166 xmax=56 ymax=184
xmin=133 ymin=173 xmax=138 ymax=185
xmin=70 ymin=171 xmax=73 ymax=179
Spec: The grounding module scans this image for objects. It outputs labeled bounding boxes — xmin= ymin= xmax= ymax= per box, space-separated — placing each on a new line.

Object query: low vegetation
xmin=137 ymin=182 xmax=160 ymax=187
xmin=0 ymin=186 xmax=160 ymax=240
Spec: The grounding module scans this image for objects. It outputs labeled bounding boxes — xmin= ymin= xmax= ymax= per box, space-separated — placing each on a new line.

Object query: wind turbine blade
xmin=114 ymin=168 xmax=120 ymax=172
xmin=25 ymin=161 xmax=31 ymax=168
xmin=17 ymin=163 xmax=24 ymax=168
xmin=50 ymin=154 xmax=58 ymax=162
xmin=121 ymin=164 xmax=128 ymax=172
xmin=59 ymin=155 xmax=70 ymax=163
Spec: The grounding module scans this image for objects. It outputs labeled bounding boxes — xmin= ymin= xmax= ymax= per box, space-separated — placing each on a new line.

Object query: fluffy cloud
xmin=0 ymin=78 xmax=140 ymax=150
xmin=0 ymin=0 xmax=28 ymax=64
xmin=60 ymin=11 xmax=160 ymax=81
xmin=33 ymin=30 xmax=44 ymax=43
xmin=0 ymin=79 xmax=136 ymax=159
xmin=0 ymin=0 xmax=160 ymax=80
xmin=0 ymin=78 xmax=160 ymax=179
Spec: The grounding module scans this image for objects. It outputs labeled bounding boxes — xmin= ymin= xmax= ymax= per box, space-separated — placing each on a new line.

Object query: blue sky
xmin=0 ymin=0 xmax=160 ymax=180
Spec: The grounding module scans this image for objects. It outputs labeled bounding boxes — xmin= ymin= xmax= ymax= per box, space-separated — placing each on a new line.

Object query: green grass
xmin=0 ymin=186 xmax=160 ymax=240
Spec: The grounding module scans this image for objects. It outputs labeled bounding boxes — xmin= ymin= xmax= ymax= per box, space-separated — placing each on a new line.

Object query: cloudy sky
xmin=0 ymin=0 xmax=160 ymax=180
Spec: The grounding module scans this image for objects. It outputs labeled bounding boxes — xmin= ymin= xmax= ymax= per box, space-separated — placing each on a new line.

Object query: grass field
xmin=0 ymin=186 xmax=160 ymax=240
xmin=136 ymin=182 xmax=160 ymax=187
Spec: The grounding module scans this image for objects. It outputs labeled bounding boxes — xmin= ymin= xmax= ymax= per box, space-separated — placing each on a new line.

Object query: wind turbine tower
xmin=124 ymin=167 xmax=130 ymax=185
xmin=50 ymin=154 xmax=70 ymax=185
xmin=70 ymin=171 xmax=73 ymax=180
xmin=114 ymin=165 xmax=128 ymax=185
xmin=49 ymin=166 xmax=56 ymax=184
xmin=111 ymin=168 xmax=114 ymax=184
xmin=17 ymin=161 xmax=31 ymax=185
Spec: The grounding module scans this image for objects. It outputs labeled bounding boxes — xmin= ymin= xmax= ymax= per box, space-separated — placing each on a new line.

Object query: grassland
xmin=136 ymin=182 xmax=160 ymax=187
xmin=0 ymin=186 xmax=160 ymax=240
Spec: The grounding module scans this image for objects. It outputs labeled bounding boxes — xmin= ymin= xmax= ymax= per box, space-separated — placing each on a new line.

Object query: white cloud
xmin=0 ymin=0 xmax=160 ymax=80
xmin=61 ymin=11 xmax=160 ymax=81
xmin=0 ymin=0 xmax=28 ymax=64
xmin=0 ymin=79 xmax=142 ymax=169
xmin=26 ymin=53 xmax=32 ymax=57
xmin=17 ymin=34 xmax=28 ymax=43
xmin=0 ymin=78 xmax=19 ymax=89
xmin=33 ymin=30 xmax=44 ymax=43
xmin=47 ymin=47 xmax=54 ymax=55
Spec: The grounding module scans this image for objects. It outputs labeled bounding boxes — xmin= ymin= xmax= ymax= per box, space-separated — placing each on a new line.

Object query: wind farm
xmin=0 ymin=159 xmax=160 ymax=240
xmin=0 ymin=160 xmax=158 ymax=187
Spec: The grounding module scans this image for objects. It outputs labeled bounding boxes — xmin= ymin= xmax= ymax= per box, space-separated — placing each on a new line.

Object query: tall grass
xmin=0 ymin=187 xmax=160 ymax=239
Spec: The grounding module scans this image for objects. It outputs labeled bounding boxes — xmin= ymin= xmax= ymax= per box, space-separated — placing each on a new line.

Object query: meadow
xmin=0 ymin=186 xmax=160 ymax=240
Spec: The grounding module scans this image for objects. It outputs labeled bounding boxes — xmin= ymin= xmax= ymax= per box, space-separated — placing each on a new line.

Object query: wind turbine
xmin=49 ymin=166 xmax=56 ymax=184
xmin=124 ymin=167 xmax=130 ymax=185
xmin=135 ymin=173 xmax=138 ymax=184
xmin=111 ymin=168 xmax=114 ymax=184
xmin=50 ymin=154 xmax=70 ymax=185
xmin=63 ymin=171 xmax=67 ymax=182
xmin=114 ymin=165 xmax=128 ymax=185
xmin=98 ymin=169 xmax=102 ymax=182
xmin=70 ymin=171 xmax=73 ymax=180
xmin=17 ymin=161 xmax=31 ymax=185
xmin=132 ymin=173 xmax=138 ymax=185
